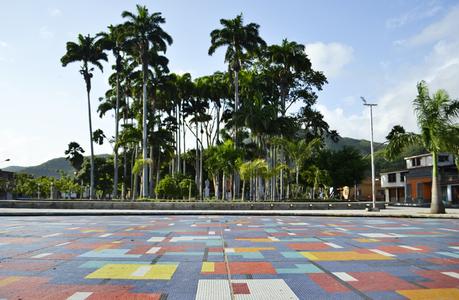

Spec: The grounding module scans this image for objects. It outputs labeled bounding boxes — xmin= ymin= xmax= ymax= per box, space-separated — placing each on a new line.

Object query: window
xmin=388 ymin=173 xmax=397 ymax=183
xmin=411 ymin=157 xmax=421 ymax=167
xmin=400 ymin=172 xmax=407 ymax=182
xmin=438 ymin=155 xmax=449 ymax=162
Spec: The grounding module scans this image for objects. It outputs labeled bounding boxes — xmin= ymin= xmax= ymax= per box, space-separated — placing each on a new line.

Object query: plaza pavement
xmin=1 ymin=215 xmax=459 ymax=299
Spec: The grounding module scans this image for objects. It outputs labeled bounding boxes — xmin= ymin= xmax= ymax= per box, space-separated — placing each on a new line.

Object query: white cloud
xmin=305 ymin=42 xmax=353 ymax=78
xmin=320 ymin=6 xmax=459 ymax=142
xmin=386 ymin=1 xmax=442 ymax=29
xmin=49 ymin=8 xmax=62 ymax=17
xmin=404 ymin=4 xmax=459 ymax=46
xmin=0 ymin=41 xmax=8 ymax=48
xmin=39 ymin=26 xmax=54 ymax=39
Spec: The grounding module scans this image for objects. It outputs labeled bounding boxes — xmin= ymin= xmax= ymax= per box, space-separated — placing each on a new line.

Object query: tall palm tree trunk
xmin=199 ymin=123 xmax=203 ymax=200
xmin=141 ymin=59 xmax=148 ymax=198
xmin=122 ymin=147 xmax=127 ymax=200
xmin=431 ymin=151 xmax=445 ymax=213
xmin=182 ymin=113 xmax=186 ymax=174
xmin=149 ymin=147 xmax=154 ymax=197
xmin=234 ymin=70 xmax=240 ymax=199
xmin=177 ymin=104 xmax=181 ymax=174
xmin=85 ymin=86 xmax=95 ymax=199
xmin=221 ymin=173 xmax=226 ymax=201
xmin=113 ymin=72 xmax=120 ymax=198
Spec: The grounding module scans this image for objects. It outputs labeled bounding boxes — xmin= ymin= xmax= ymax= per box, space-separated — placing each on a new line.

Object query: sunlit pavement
xmin=1 ymin=215 xmax=459 ymax=299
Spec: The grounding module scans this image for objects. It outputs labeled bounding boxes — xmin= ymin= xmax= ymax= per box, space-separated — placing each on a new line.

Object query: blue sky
xmin=1 ymin=0 xmax=459 ymax=166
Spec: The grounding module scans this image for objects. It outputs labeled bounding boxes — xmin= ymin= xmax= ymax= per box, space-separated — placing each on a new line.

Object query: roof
xmin=404 ymin=152 xmax=451 ymax=160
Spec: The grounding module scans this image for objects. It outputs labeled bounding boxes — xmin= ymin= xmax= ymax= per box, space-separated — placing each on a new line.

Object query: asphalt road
xmin=1 ymin=215 xmax=459 ymax=299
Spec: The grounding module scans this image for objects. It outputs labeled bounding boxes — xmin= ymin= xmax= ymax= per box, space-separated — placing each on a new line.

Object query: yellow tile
xmin=234 ymin=247 xmax=275 ymax=252
xmin=354 ymin=238 xmax=380 ymax=243
xmin=86 ymin=264 xmax=177 ymax=280
xmin=94 ymin=244 xmax=115 ymax=252
xmin=201 ymin=262 xmax=215 ymax=272
xmin=397 ymin=288 xmax=459 ymax=300
xmin=81 ymin=229 xmax=104 ymax=233
xmin=0 ymin=276 xmax=23 ymax=287
xmin=300 ymin=251 xmax=393 ymax=261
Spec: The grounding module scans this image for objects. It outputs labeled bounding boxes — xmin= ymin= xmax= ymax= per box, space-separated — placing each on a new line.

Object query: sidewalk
xmin=1 ymin=206 xmax=459 ymax=218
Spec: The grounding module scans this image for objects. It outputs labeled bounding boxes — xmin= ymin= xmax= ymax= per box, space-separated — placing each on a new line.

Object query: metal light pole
xmin=361 ymin=97 xmax=378 ymax=211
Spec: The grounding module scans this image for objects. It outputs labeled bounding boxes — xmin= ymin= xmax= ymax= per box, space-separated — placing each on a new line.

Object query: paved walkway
xmin=1 ymin=206 xmax=459 ymax=218
xmin=1 ymin=215 xmax=459 ymax=299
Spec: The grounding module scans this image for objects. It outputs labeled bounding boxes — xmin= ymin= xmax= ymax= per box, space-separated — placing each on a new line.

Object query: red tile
xmin=232 ymin=283 xmax=250 ymax=294
xmin=229 ymin=262 xmax=276 ymax=275
xmin=416 ymin=270 xmax=459 ymax=288
xmin=347 ymin=272 xmax=419 ymax=291
xmin=309 ymin=273 xmax=349 ymax=293
xmin=376 ymin=246 xmax=430 ymax=253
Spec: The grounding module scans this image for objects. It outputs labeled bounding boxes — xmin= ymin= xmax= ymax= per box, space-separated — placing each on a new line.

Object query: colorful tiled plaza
xmin=1 ymin=215 xmax=459 ymax=299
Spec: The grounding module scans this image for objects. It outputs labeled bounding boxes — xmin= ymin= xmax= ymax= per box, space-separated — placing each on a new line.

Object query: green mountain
xmin=4 ymin=157 xmax=74 ymax=178
xmin=325 ymin=136 xmax=385 ymax=155
xmin=3 ymin=137 xmax=425 ymax=179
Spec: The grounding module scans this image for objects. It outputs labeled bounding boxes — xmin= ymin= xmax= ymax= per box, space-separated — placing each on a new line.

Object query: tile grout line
xmin=220 ymin=221 xmax=235 ymax=300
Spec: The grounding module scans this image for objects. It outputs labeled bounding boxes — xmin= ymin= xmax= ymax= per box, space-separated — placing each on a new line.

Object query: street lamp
xmin=361 ymin=97 xmax=379 ymax=211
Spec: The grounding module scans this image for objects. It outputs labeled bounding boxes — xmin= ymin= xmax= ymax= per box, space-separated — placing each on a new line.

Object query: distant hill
xmin=325 ymin=136 xmax=385 ymax=155
xmin=3 ymin=155 xmax=111 ymax=178
xmin=3 ymin=166 xmax=26 ymax=173
xmin=4 ymin=157 xmax=74 ymax=178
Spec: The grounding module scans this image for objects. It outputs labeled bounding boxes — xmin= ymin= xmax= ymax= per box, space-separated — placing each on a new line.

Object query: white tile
xmin=369 ymin=249 xmax=396 ymax=257
xmin=66 ymin=292 xmax=93 ymax=300
xmin=146 ymin=247 xmax=161 ymax=254
xmin=131 ymin=265 xmax=151 ymax=277
xmin=325 ymin=242 xmax=343 ymax=249
xmin=399 ymin=245 xmax=422 ymax=251
xmin=332 ymin=272 xmax=358 ymax=282
xmin=147 ymin=237 xmax=165 ymax=242
xmin=442 ymin=272 xmax=459 ymax=279
xmin=32 ymin=253 xmax=52 ymax=258
xmin=43 ymin=233 xmax=62 ymax=238
xmin=55 ymin=242 xmax=71 ymax=247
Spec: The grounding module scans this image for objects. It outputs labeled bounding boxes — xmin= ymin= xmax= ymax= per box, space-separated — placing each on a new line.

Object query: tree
xmin=77 ymin=156 xmax=114 ymax=198
xmin=264 ymin=39 xmax=327 ymax=116
xmin=98 ymin=24 xmax=128 ymax=199
xmin=274 ymin=137 xmax=321 ymax=185
xmin=386 ymin=81 xmax=459 ymax=213
xmin=303 ymin=165 xmax=331 ymax=200
xmin=208 ymin=14 xmax=266 ymax=146
xmin=61 ymin=34 xmax=108 ymax=199
xmin=122 ymin=5 xmax=173 ymax=197
xmin=315 ymin=147 xmax=367 ymax=190
xmin=65 ymin=142 xmax=85 ymax=171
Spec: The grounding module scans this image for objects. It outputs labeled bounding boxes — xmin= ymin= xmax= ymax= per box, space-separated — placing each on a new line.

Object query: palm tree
xmin=98 ymin=24 xmax=127 ymax=199
xmin=386 ymin=81 xmax=459 ymax=214
xmin=122 ymin=5 xmax=172 ymax=197
xmin=208 ymin=14 xmax=266 ymax=146
xmin=303 ymin=165 xmax=331 ymax=200
xmin=61 ymin=34 xmax=108 ymax=199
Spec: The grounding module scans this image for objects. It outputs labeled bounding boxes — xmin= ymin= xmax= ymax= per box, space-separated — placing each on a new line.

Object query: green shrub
xmin=179 ymin=178 xmax=197 ymax=198
xmin=155 ymin=175 xmax=179 ymax=199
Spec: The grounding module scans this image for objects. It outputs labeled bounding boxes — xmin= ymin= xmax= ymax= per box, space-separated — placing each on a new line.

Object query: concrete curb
xmin=1 ymin=209 xmax=458 ymax=219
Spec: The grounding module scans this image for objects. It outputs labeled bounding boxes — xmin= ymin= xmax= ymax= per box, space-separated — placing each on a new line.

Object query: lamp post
xmin=361 ymin=97 xmax=378 ymax=211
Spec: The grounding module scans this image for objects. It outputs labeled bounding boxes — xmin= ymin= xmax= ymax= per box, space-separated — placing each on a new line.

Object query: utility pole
xmin=361 ymin=97 xmax=379 ymax=211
